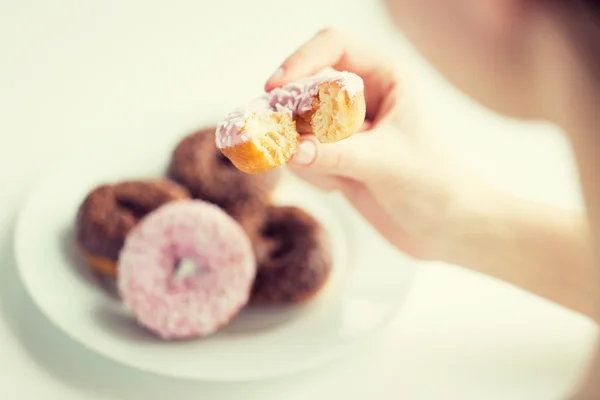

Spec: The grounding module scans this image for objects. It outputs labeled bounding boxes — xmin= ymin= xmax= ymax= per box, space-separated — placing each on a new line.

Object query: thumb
xmin=288 ymin=133 xmax=384 ymax=181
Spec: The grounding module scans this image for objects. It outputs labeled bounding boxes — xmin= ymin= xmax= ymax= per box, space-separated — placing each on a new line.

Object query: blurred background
xmin=0 ymin=1 xmax=595 ymax=399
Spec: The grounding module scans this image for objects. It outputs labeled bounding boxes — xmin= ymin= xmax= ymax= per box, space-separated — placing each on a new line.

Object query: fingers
xmin=290 ymin=162 xmax=419 ymax=255
xmin=265 ymin=27 xmax=392 ymax=92
xmin=265 ymin=28 xmax=402 ymax=121
xmin=289 ymin=169 xmax=349 ymax=193
xmin=266 ymin=28 xmax=346 ymax=90
xmin=360 ymin=120 xmax=373 ymax=132
xmin=288 ymin=132 xmax=388 ymax=182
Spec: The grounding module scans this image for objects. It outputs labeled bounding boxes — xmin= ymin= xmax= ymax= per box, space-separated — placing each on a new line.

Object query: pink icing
xmin=117 ymin=199 xmax=256 ymax=340
xmin=215 ymin=70 xmax=364 ymax=149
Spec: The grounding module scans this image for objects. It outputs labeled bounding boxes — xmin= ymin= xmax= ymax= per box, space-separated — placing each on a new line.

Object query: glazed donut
xmin=75 ymin=179 xmax=190 ymax=278
xmin=250 ymin=205 xmax=333 ymax=305
xmin=167 ymin=127 xmax=280 ymax=207
xmin=117 ymin=199 xmax=256 ymax=339
xmin=216 ymin=70 xmax=366 ymax=174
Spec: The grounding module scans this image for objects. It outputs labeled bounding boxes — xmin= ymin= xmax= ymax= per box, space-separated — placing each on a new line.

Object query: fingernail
xmin=268 ymin=66 xmax=284 ymax=82
xmin=291 ymin=140 xmax=316 ymax=166
xmin=360 ymin=120 xmax=373 ymax=131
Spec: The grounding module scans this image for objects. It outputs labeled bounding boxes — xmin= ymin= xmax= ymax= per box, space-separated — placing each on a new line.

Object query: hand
xmin=265 ymin=28 xmax=475 ymax=259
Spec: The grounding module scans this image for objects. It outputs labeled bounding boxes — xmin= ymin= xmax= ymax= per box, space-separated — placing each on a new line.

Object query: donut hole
xmin=271 ymin=242 xmax=293 ymax=259
xmin=116 ymin=199 xmax=151 ymax=220
xmin=173 ymin=258 xmax=199 ymax=281
xmin=261 ymin=222 xmax=294 ymax=260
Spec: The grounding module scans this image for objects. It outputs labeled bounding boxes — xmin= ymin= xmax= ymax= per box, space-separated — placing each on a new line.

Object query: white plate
xmin=14 ymin=124 xmax=416 ymax=381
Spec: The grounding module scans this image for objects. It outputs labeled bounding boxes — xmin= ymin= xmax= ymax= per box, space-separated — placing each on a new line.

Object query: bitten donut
xmin=216 ymin=70 xmax=366 ymax=174
xmin=117 ymin=199 xmax=256 ymax=339
xmin=250 ymin=205 xmax=333 ymax=305
xmin=75 ymin=179 xmax=190 ymax=278
xmin=167 ymin=127 xmax=280 ymax=207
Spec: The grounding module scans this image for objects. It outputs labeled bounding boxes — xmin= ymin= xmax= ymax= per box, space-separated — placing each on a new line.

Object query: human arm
xmin=436 ymin=184 xmax=596 ymax=319
xmin=266 ymin=28 xmax=598 ymax=320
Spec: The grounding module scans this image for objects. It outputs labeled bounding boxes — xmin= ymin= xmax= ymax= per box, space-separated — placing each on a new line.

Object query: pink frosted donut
xmin=216 ymin=70 xmax=366 ymax=174
xmin=117 ymin=199 xmax=256 ymax=339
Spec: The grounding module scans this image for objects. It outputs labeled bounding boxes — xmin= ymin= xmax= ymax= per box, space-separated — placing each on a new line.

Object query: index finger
xmin=264 ymin=27 xmax=393 ymax=92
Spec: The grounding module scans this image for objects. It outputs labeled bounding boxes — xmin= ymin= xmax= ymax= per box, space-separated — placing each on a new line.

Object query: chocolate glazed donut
xmin=75 ymin=179 xmax=191 ymax=277
xmin=250 ymin=205 xmax=333 ymax=305
xmin=167 ymin=127 xmax=280 ymax=208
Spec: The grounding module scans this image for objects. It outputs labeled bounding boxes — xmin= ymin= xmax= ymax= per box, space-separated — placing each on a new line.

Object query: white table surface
xmin=0 ymin=1 xmax=597 ymax=399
